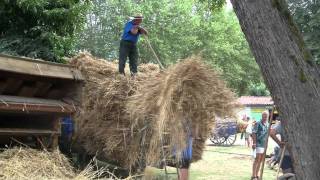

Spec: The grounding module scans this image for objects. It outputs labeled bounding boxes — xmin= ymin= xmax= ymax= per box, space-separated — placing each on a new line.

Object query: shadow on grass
xmin=203 ymin=149 xmax=251 ymax=157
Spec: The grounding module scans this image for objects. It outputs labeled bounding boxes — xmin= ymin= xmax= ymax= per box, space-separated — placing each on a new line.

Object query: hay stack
xmin=127 ymin=57 xmax=237 ymax=164
xmin=72 ymin=53 xmax=236 ymax=170
xmin=71 ymin=53 xmax=159 ymax=169
xmin=0 ymin=147 xmax=103 ymax=180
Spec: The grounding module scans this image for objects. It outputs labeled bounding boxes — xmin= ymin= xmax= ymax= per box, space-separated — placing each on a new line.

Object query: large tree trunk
xmin=230 ymin=0 xmax=320 ymax=179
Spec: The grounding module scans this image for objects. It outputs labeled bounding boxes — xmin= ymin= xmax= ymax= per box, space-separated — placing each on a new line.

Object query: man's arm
xmin=138 ymin=27 xmax=148 ymax=35
xmin=130 ymin=25 xmax=139 ymax=35
xmin=270 ymin=129 xmax=285 ymax=147
xmin=251 ymin=122 xmax=257 ymax=149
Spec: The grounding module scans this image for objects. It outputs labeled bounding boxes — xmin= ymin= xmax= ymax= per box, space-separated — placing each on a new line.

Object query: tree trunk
xmin=230 ymin=0 xmax=320 ymax=179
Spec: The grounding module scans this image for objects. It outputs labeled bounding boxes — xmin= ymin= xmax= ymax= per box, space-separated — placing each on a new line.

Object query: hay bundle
xmin=71 ymin=53 xmax=159 ymax=168
xmin=72 ymin=53 xmax=236 ymax=170
xmin=127 ymin=57 xmax=237 ymax=164
xmin=0 ymin=147 xmax=102 ymax=180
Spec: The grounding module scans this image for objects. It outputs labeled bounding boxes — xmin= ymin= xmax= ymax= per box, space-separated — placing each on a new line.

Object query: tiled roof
xmin=237 ymin=96 xmax=273 ymax=106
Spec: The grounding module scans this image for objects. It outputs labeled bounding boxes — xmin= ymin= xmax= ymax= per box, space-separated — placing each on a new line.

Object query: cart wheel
xmin=210 ymin=135 xmax=226 ymax=145
xmin=223 ymin=134 xmax=237 ymax=146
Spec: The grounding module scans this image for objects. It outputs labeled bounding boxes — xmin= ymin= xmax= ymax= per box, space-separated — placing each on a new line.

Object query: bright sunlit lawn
xmin=145 ymin=136 xmax=277 ymax=180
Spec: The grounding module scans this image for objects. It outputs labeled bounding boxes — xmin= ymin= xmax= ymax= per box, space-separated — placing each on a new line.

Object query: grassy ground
xmin=145 ymin=137 xmax=277 ymax=180
xmin=189 ymin=145 xmax=276 ymax=180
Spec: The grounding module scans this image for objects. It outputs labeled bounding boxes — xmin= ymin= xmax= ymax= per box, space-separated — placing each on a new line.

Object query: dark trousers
xmin=119 ymin=40 xmax=138 ymax=75
xmin=59 ymin=136 xmax=72 ymax=157
xmin=281 ymin=155 xmax=294 ymax=171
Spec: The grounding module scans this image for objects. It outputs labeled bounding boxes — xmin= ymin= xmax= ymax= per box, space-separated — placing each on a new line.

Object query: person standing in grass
xmin=251 ymin=111 xmax=269 ymax=180
xmin=244 ymin=116 xmax=251 ymax=148
xmin=119 ymin=13 xmax=148 ymax=76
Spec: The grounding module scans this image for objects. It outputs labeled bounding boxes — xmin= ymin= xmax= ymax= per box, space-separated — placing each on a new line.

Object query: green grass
xmin=145 ymin=144 xmax=277 ymax=180
xmin=190 ymin=145 xmax=276 ymax=180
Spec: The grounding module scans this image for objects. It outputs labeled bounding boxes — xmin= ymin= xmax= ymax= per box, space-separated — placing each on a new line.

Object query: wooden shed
xmin=0 ymin=54 xmax=83 ymax=149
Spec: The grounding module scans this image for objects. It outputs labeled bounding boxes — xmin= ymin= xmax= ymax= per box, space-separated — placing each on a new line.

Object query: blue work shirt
xmin=173 ymin=120 xmax=193 ymax=161
xmin=172 ymin=135 xmax=193 ymax=161
xmin=121 ymin=21 xmax=141 ymax=44
xmin=61 ymin=117 xmax=73 ymax=137
xmin=182 ymin=135 xmax=193 ymax=160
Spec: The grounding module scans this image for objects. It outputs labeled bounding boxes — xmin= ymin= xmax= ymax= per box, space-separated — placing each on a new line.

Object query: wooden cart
xmin=210 ymin=121 xmax=237 ymax=146
xmin=0 ymin=54 xmax=83 ymax=149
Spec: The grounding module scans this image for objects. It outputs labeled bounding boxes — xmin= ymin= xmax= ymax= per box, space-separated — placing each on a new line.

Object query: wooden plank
xmin=0 ymin=95 xmax=70 ymax=105
xmin=0 ymin=103 xmax=74 ymax=114
xmin=51 ymin=117 xmax=61 ymax=149
xmin=0 ymin=128 xmax=60 ymax=135
xmin=0 ymin=54 xmax=84 ymax=81
xmin=0 ymin=95 xmax=75 ymax=114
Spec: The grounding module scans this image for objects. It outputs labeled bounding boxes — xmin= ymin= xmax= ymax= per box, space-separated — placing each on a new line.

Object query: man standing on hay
xmin=119 ymin=14 xmax=148 ymax=76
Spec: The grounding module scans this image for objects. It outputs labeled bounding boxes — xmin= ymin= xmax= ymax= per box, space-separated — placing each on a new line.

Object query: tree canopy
xmin=77 ymin=0 xmax=266 ymax=95
xmin=0 ymin=0 xmax=276 ymax=96
xmin=288 ymin=0 xmax=320 ymax=64
xmin=0 ymin=0 xmax=88 ymax=62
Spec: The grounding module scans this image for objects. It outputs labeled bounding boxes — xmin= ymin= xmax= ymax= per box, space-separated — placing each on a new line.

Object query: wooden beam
xmin=0 ymin=96 xmax=75 ymax=114
xmin=0 ymin=128 xmax=60 ymax=136
xmin=0 ymin=103 xmax=74 ymax=114
xmin=0 ymin=54 xmax=84 ymax=81
xmin=51 ymin=117 xmax=61 ymax=149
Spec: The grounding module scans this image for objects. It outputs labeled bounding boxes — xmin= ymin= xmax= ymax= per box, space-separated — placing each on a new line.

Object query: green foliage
xmin=0 ymin=0 xmax=88 ymax=62
xmin=197 ymin=0 xmax=225 ymax=10
xmin=77 ymin=0 xmax=266 ymax=96
xmin=76 ymin=0 xmax=133 ymax=59
xmin=197 ymin=7 xmax=263 ymax=95
xmin=138 ymin=0 xmax=203 ymax=65
xmin=248 ymin=83 xmax=270 ymax=96
xmin=288 ymin=0 xmax=320 ymax=64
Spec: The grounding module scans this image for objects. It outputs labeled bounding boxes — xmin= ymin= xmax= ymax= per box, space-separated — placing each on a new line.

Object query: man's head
xmin=261 ymin=111 xmax=269 ymax=122
xmin=132 ymin=13 xmax=143 ymax=25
